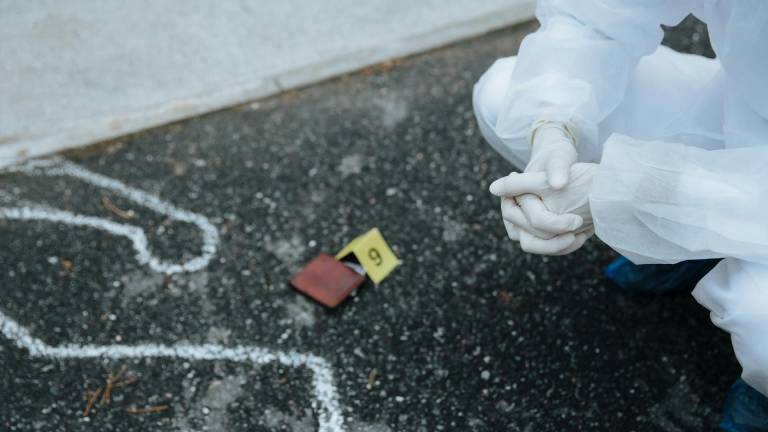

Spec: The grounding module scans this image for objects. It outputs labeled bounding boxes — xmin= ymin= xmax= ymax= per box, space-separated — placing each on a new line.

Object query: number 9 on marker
xmin=335 ymin=228 xmax=400 ymax=284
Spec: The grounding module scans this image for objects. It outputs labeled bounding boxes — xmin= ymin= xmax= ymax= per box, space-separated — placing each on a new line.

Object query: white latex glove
xmin=491 ymin=120 xmax=580 ymax=236
xmin=489 ymin=171 xmax=582 ymax=237
xmin=526 ymin=120 xmax=578 ymax=190
xmin=490 ymin=163 xmax=596 ymax=255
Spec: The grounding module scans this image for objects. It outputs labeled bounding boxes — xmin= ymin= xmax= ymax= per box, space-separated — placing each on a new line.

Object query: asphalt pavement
xmin=0 ymin=18 xmax=736 ymax=432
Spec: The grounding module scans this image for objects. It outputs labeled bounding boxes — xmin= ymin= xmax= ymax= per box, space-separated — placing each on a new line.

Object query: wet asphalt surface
xmin=0 ymin=16 xmax=737 ymax=432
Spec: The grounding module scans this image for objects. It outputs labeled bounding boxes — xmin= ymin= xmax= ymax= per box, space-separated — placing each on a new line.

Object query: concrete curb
xmin=0 ymin=2 xmax=534 ymax=168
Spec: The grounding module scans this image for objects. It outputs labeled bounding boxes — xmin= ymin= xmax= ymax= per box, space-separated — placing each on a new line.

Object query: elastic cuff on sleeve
xmin=530 ymin=120 xmax=578 ymax=151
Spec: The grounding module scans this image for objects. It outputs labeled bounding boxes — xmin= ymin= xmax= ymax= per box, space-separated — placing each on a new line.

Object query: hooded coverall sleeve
xmin=494 ymin=0 xmax=691 ymax=163
xmin=591 ymin=136 xmax=768 ymax=266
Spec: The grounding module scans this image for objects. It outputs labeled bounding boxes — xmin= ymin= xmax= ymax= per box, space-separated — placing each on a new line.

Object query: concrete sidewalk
xmin=0 ymin=0 xmax=534 ymax=168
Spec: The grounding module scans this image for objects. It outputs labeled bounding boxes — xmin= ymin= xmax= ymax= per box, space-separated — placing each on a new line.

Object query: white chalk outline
xmin=0 ymin=309 xmax=344 ymax=431
xmin=3 ymin=158 xmax=218 ymax=274
xmin=0 ymin=158 xmax=346 ymax=432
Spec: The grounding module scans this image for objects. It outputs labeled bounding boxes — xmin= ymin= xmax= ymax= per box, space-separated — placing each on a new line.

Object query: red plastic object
xmin=290 ymin=253 xmax=365 ymax=308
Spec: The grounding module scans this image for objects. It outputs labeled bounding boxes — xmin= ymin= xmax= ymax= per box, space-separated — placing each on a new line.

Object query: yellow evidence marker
xmin=335 ymin=228 xmax=400 ymax=284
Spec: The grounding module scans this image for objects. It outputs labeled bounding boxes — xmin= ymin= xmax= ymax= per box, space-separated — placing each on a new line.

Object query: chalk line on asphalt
xmin=0 ymin=158 xmax=346 ymax=432
xmin=3 ymin=157 xmax=219 ymax=274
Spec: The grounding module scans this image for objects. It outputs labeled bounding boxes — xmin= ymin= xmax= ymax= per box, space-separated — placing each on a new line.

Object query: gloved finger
xmin=502 ymin=219 xmax=520 ymax=241
xmin=552 ymin=227 xmax=595 ymax=256
xmin=545 ymin=155 xmax=573 ymax=190
xmin=519 ymin=230 xmax=576 ymax=255
xmin=573 ymin=224 xmax=594 ymax=235
xmin=552 ymin=232 xmax=589 ymax=256
xmin=489 ymin=172 xmax=549 ymax=197
xmin=500 ymin=198 xmax=553 ymax=239
xmin=516 ymin=194 xmax=583 ymax=233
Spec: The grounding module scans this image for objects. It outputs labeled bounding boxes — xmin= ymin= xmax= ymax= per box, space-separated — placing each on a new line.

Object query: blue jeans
xmin=603 ymin=256 xmax=719 ymax=294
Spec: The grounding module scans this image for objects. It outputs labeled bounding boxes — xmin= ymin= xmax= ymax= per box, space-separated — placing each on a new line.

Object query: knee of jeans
xmin=473 ymin=56 xmax=518 ymax=128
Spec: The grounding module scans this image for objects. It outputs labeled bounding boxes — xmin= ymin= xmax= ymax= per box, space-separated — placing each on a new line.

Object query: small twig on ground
xmin=360 ymin=58 xmax=404 ymax=76
xmin=83 ymin=387 xmax=102 ymax=417
xmin=82 ymin=367 xmax=140 ymax=417
xmin=367 ymin=369 xmax=378 ymax=390
xmin=102 ymin=366 xmax=139 ymax=405
xmin=100 ymin=370 xmax=115 ymax=405
xmin=126 ymin=405 xmax=170 ymax=414
xmin=100 ymin=381 xmax=113 ymax=405
xmin=112 ymin=375 xmax=138 ymax=388
xmin=60 ymin=258 xmax=74 ymax=273
xmin=101 ymin=196 xmax=135 ymax=220
xmin=100 ymin=366 xmax=126 ymax=405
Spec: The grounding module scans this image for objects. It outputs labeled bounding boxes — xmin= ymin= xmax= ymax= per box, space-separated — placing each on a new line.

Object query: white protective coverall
xmin=473 ymin=1 xmax=768 ymax=396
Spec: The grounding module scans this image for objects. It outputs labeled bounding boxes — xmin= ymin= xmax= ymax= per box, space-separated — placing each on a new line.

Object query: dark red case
xmin=290 ymin=253 xmax=365 ymax=308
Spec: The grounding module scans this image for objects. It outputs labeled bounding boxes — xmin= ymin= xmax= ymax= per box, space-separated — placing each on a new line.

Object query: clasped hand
xmin=489 ymin=122 xmax=596 ymax=255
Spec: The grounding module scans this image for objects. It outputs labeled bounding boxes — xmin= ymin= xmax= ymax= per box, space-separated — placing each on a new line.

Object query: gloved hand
xmin=526 ymin=120 xmax=578 ymax=190
xmin=489 ymin=163 xmax=597 ymax=255
xmin=490 ymin=120 xmax=580 ymax=237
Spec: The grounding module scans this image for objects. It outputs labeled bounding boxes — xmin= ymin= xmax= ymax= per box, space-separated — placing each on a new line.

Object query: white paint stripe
xmin=0 ymin=158 xmax=346 ymax=431
xmin=1 ymin=157 xmax=219 ymax=274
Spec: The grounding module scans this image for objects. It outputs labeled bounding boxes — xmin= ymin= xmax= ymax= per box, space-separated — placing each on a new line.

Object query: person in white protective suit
xmin=473 ymin=1 xmax=768 ymax=429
